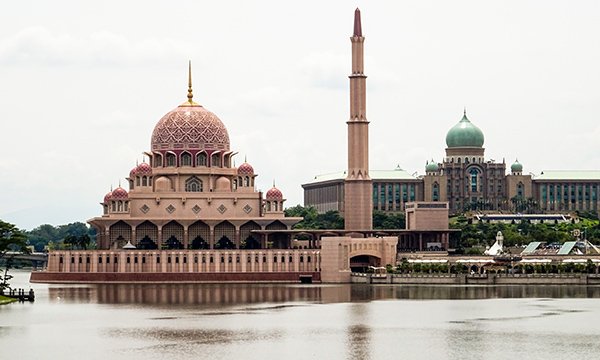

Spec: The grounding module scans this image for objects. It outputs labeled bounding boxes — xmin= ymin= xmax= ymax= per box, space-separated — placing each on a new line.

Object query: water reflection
xmin=346 ymin=304 xmax=371 ymax=360
xmin=45 ymin=284 xmax=600 ymax=306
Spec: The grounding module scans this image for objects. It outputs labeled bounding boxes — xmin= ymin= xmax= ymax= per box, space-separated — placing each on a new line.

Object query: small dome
xmin=511 ymin=159 xmax=523 ymax=172
xmin=266 ymin=186 xmax=283 ymax=201
xmin=426 ymin=160 xmax=439 ymax=172
xmin=238 ymin=162 xmax=254 ymax=176
xmin=136 ymin=162 xmax=152 ymax=176
xmin=103 ymin=190 xmax=113 ymax=204
xmin=445 ymin=112 xmax=485 ymax=148
xmin=129 ymin=165 xmax=138 ymax=178
xmin=111 ymin=187 xmax=129 ymax=200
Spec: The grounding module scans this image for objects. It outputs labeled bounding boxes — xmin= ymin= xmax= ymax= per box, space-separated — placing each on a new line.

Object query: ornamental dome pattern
xmin=103 ymin=191 xmax=113 ymax=204
xmin=135 ymin=162 xmax=152 ymax=176
xmin=151 ymin=104 xmax=230 ymax=152
xmin=129 ymin=166 xmax=138 ymax=178
xmin=266 ymin=186 xmax=283 ymax=201
xmin=445 ymin=113 xmax=485 ymax=148
xmin=111 ymin=187 xmax=129 ymax=200
xmin=238 ymin=162 xmax=254 ymax=176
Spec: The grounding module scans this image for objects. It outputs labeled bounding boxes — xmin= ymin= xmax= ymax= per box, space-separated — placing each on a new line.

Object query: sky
xmin=1 ymin=0 xmax=599 ymax=230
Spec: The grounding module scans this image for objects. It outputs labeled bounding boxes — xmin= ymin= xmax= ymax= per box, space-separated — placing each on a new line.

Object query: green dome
xmin=445 ymin=112 xmax=484 ymax=148
xmin=425 ymin=160 xmax=439 ymax=172
xmin=511 ymin=159 xmax=523 ymax=172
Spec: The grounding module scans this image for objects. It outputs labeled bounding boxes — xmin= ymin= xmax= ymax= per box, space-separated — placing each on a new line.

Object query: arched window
xmin=469 ymin=168 xmax=480 ymax=192
xmin=166 ymin=153 xmax=176 ymax=167
xmin=224 ymin=155 xmax=231 ymax=168
xmin=517 ymin=182 xmax=524 ymax=197
xmin=185 ymin=176 xmax=203 ymax=192
xmin=266 ymin=202 xmax=271 ymax=211
xmin=136 ymin=177 xmax=140 ymax=186
xmin=211 ymin=153 xmax=221 ymax=167
xmin=142 ymin=176 xmax=148 ymax=186
xmin=244 ymin=176 xmax=250 ymax=187
xmin=154 ymin=153 xmax=163 ymax=167
xmin=432 ymin=182 xmax=439 ymax=201
xmin=233 ymin=179 xmax=238 ymax=190
xmin=196 ymin=152 xmax=207 ymax=166
xmin=181 ymin=152 xmax=192 ymax=166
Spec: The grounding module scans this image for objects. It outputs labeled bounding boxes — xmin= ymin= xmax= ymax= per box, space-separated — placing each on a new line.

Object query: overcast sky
xmin=1 ymin=1 xmax=599 ymax=230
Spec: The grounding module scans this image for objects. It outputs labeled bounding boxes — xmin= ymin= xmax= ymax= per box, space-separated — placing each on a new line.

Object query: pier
xmin=1 ymin=288 xmax=35 ymax=302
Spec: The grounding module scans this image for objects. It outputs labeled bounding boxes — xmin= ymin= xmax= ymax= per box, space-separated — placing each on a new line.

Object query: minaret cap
xmin=353 ymin=8 xmax=362 ymax=37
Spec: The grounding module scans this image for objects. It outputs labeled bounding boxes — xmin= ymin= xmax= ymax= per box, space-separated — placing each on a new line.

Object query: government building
xmin=304 ymin=110 xmax=600 ymax=215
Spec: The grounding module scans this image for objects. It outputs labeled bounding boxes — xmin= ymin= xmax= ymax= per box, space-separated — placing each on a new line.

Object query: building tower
xmin=344 ymin=8 xmax=373 ymax=230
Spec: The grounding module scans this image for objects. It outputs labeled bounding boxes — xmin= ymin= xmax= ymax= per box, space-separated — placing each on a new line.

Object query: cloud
xmin=0 ymin=27 xmax=193 ymax=67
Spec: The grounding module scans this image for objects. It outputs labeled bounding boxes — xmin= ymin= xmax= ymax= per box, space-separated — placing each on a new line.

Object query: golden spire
xmin=181 ymin=60 xmax=199 ymax=106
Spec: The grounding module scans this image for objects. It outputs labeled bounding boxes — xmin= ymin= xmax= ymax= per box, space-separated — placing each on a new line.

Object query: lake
xmin=2 ymin=270 xmax=600 ymax=359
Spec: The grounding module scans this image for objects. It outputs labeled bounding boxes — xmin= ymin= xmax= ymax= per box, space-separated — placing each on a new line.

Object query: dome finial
xmin=181 ymin=61 xmax=199 ymax=106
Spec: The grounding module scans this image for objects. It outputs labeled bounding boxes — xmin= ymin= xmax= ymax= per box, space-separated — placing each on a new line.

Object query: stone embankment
xmin=351 ymin=273 xmax=600 ymax=285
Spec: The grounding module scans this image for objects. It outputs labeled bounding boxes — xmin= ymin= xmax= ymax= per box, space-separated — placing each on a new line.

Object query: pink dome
xmin=103 ymin=191 xmax=113 ymax=204
xmin=129 ymin=166 xmax=138 ymax=178
xmin=111 ymin=187 xmax=129 ymax=200
xmin=136 ymin=162 xmax=152 ymax=176
xmin=151 ymin=104 xmax=230 ymax=152
xmin=238 ymin=162 xmax=254 ymax=176
xmin=266 ymin=186 xmax=283 ymax=201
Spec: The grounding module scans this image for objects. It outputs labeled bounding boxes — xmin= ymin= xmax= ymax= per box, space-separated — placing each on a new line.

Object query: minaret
xmin=344 ymin=8 xmax=372 ymax=231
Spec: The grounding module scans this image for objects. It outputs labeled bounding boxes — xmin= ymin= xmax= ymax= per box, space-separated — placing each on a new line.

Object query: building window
xmin=197 ymin=152 xmax=207 ymax=166
xmin=212 ymin=153 xmax=222 ymax=167
xmin=181 ymin=152 xmax=192 ymax=166
xmin=432 ymin=182 xmax=439 ymax=202
xmin=186 ymin=176 xmax=203 ymax=192
xmin=154 ymin=153 xmax=163 ymax=167
xmin=166 ymin=153 xmax=176 ymax=167
xmin=517 ymin=182 xmax=524 ymax=198
xmin=469 ymin=168 xmax=479 ymax=192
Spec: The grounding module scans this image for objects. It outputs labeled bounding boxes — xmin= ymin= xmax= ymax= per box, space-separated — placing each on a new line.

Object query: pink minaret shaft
xmin=344 ymin=8 xmax=372 ymax=231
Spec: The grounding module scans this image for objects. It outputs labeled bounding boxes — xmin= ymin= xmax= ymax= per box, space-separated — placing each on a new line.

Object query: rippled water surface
xmin=2 ymin=270 xmax=600 ymax=360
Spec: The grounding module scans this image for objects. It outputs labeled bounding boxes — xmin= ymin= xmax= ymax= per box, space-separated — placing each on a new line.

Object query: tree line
xmin=284 ymin=205 xmax=405 ymax=230
xmin=25 ymin=222 xmax=97 ymax=251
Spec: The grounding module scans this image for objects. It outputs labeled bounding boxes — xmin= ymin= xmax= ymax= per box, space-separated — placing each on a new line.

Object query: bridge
xmin=3 ymin=252 xmax=48 ymax=268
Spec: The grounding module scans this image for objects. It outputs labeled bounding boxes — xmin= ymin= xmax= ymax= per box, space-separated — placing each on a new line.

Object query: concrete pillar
xmin=183 ymin=227 xmax=189 ymax=249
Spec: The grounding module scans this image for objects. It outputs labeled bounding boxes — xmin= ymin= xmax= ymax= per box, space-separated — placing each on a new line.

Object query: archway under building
xmin=350 ymin=254 xmax=381 ymax=273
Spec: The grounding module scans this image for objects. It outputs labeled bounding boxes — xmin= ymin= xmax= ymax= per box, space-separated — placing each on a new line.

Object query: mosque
xmin=89 ymin=63 xmax=302 ymax=252
xmin=31 ymin=8 xmax=399 ymax=284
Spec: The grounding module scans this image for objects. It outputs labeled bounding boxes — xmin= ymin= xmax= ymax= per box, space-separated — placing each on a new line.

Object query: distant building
xmin=302 ymin=167 xmax=421 ymax=214
xmin=304 ymin=111 xmax=600 ymax=215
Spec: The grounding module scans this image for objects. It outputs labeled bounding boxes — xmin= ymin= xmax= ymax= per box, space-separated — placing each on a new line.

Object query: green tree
xmin=0 ymin=220 xmax=29 ymax=291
